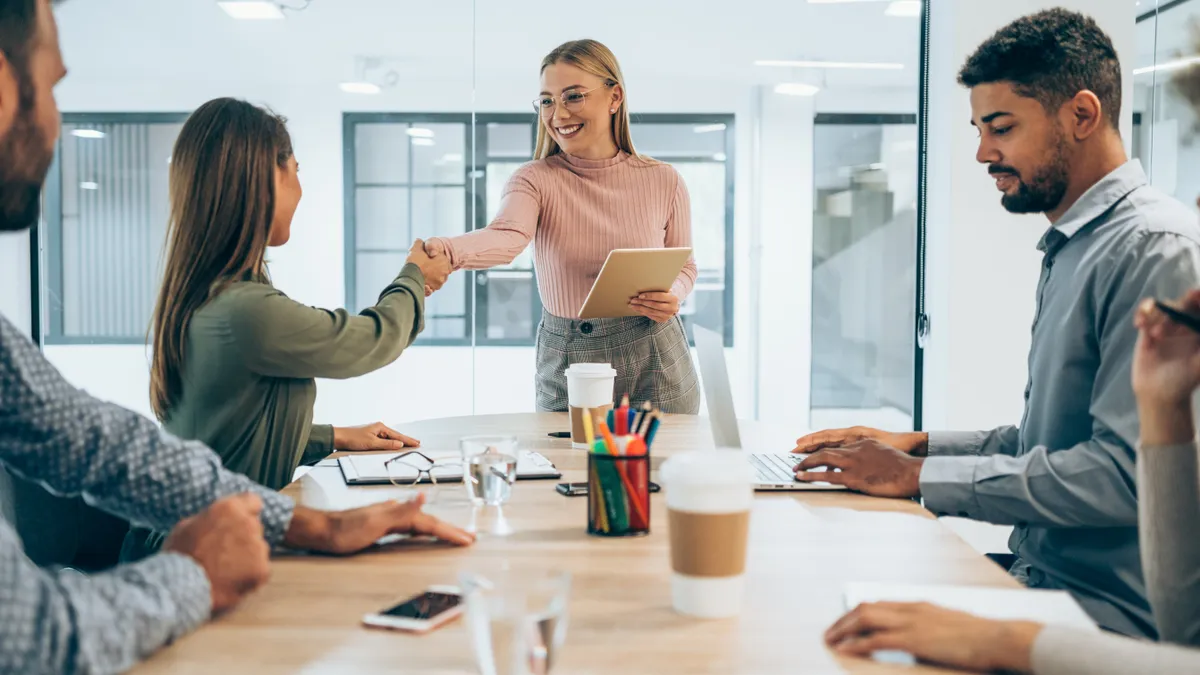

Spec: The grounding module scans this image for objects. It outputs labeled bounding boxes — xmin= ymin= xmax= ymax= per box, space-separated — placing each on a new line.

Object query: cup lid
xmin=660 ymin=449 xmax=755 ymax=487
xmin=564 ymin=362 xmax=616 ymax=377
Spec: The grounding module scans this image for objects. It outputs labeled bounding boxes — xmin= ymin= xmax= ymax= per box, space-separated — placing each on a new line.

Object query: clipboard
xmin=578 ymin=247 xmax=693 ymax=319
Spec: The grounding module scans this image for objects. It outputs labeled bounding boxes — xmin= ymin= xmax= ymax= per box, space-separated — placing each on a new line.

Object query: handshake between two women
xmin=406 ymin=238 xmax=452 ymax=297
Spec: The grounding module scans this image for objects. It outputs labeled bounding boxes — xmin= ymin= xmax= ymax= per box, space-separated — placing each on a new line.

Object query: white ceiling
xmin=52 ymin=0 xmax=1196 ymax=108
xmin=55 ymin=0 xmax=925 ymax=92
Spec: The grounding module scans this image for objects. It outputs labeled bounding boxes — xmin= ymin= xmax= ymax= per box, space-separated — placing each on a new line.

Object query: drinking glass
xmin=461 ymin=435 xmax=519 ymax=536
xmin=460 ymin=568 xmax=572 ymax=675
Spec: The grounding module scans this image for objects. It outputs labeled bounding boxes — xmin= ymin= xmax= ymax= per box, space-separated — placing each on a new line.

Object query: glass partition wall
xmin=34 ymin=0 xmax=927 ymax=435
xmin=1134 ymin=0 xmax=1200 ymax=213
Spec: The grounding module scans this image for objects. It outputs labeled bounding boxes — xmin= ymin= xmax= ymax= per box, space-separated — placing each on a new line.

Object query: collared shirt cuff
xmin=919 ymin=456 xmax=983 ymax=518
xmin=926 ymin=431 xmax=985 ymax=457
xmin=255 ymin=488 xmax=295 ymax=546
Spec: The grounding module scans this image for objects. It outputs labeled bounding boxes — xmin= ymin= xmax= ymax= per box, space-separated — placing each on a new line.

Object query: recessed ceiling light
xmin=756 ymin=59 xmax=904 ymax=70
xmin=442 ymin=153 xmax=464 ymax=162
xmin=885 ymin=0 xmax=921 ymax=17
xmin=774 ymin=83 xmax=822 ymax=96
xmin=693 ymin=123 xmax=727 ymax=134
xmin=406 ymin=128 xmax=436 ymax=138
xmin=217 ymin=1 xmax=285 ymax=20
xmin=339 ymin=81 xmax=381 ymax=95
xmin=1134 ymin=55 xmax=1200 ymax=75
xmin=71 ymin=129 xmax=106 ymax=139
xmin=80 ymin=181 xmax=99 ymax=190
xmin=713 ymin=153 xmax=728 ymax=161
xmin=411 ymin=138 xmax=436 ymax=147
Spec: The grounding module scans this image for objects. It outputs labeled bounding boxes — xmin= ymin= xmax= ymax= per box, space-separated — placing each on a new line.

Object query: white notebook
xmin=844 ymin=583 xmax=1098 ymax=665
xmin=338 ymin=450 xmax=561 ymax=486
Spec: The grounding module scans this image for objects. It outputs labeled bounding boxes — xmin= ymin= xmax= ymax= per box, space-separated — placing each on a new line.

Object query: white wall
xmin=922 ymin=0 xmax=1137 ymax=433
xmin=756 ymin=88 xmax=815 ymax=426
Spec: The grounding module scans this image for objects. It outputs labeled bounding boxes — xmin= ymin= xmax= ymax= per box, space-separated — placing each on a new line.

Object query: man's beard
xmin=0 ymin=89 xmax=53 ymax=233
xmin=991 ymin=130 xmax=1071 ymax=215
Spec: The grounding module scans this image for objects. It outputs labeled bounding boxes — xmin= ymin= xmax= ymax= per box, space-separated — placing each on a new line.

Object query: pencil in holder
xmin=587 ymin=451 xmax=651 ymax=537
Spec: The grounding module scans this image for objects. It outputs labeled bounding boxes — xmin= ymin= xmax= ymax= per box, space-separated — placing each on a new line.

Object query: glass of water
xmin=460 ymin=568 xmax=572 ymax=675
xmin=461 ymin=435 xmax=519 ymax=535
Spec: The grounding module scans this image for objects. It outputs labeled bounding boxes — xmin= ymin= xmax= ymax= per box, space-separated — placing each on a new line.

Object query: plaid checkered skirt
xmin=535 ymin=310 xmax=700 ymax=414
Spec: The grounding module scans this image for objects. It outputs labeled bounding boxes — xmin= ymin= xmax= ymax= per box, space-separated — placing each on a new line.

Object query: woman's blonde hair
xmin=534 ymin=39 xmax=638 ymax=160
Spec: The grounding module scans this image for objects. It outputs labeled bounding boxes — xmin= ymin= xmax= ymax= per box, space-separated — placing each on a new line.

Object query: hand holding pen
xmin=1133 ymin=292 xmax=1200 ymax=428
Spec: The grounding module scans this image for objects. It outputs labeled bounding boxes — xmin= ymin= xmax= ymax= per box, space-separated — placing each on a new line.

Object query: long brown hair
xmin=149 ymin=98 xmax=293 ymax=420
xmin=534 ymin=39 xmax=640 ymax=160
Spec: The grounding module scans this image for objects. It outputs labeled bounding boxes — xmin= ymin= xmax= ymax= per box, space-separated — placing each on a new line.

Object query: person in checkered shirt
xmin=0 ymin=2 xmax=473 ymax=673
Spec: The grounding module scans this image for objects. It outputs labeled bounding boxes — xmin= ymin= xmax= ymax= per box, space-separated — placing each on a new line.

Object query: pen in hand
xmin=1154 ymin=300 xmax=1200 ymax=334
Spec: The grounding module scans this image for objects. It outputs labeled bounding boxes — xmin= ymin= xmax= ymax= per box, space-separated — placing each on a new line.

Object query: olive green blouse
xmin=121 ymin=263 xmax=425 ymax=561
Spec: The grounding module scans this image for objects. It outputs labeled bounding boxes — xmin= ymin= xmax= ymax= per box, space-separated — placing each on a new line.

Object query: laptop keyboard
xmin=749 ymin=453 xmax=800 ymax=483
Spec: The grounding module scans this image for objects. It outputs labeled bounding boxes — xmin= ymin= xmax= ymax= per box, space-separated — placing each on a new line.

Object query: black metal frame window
xmin=39 ymin=113 xmax=189 ymax=345
xmin=343 ymin=112 xmax=737 ymax=346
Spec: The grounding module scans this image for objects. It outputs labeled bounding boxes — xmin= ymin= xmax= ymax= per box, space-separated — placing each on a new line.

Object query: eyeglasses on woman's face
xmin=531 ymin=83 xmax=613 ymax=116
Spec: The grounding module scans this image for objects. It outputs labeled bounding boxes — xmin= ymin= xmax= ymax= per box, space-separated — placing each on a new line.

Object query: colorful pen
xmin=645 ymin=412 xmax=662 ymax=449
xmin=597 ymin=420 xmax=619 ymax=455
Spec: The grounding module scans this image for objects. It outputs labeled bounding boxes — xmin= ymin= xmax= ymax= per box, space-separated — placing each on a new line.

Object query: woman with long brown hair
xmin=424 ymin=39 xmax=701 ymax=414
xmin=123 ymin=98 xmax=449 ymax=560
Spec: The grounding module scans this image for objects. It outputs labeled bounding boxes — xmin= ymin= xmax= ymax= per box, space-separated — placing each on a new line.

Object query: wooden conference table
xmin=133 ymin=413 xmax=1018 ymax=675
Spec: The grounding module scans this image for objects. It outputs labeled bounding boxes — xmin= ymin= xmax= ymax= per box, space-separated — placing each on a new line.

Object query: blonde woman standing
xmin=425 ymin=39 xmax=701 ymax=414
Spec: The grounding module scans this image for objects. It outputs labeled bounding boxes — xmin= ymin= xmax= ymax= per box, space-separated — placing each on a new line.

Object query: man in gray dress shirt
xmin=0 ymin=2 xmax=473 ymax=673
xmin=794 ymin=9 xmax=1200 ymax=638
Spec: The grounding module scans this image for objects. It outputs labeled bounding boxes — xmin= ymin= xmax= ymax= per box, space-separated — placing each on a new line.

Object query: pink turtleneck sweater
xmin=429 ymin=151 xmax=697 ymax=320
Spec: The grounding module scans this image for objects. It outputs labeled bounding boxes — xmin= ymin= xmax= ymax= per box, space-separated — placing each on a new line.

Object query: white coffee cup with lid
xmin=660 ymin=449 xmax=755 ymax=618
xmin=564 ymin=363 xmax=617 ymax=449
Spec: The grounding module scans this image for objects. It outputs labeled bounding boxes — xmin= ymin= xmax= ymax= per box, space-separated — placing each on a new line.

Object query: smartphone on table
xmin=362 ymin=586 xmax=463 ymax=633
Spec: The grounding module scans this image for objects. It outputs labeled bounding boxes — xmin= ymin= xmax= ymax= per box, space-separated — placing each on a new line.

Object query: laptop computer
xmin=693 ymin=325 xmax=845 ymax=491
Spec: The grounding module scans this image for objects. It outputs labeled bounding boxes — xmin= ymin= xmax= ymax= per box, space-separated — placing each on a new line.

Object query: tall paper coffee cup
xmin=660 ymin=450 xmax=755 ymax=618
xmin=565 ymin=363 xmax=617 ymax=449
